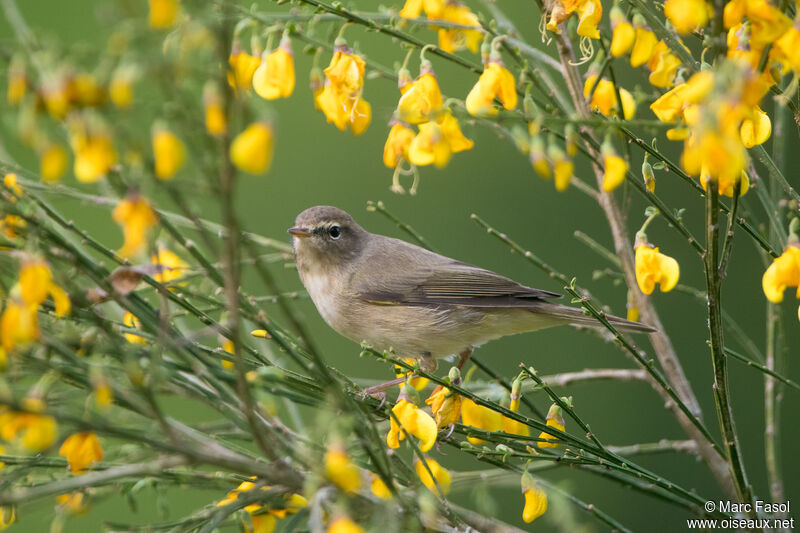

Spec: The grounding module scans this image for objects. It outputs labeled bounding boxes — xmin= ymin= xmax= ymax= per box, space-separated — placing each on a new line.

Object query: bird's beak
xmin=288 ymin=226 xmax=312 ymax=238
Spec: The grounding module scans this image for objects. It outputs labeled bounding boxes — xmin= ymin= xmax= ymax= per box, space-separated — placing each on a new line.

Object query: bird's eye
xmin=328 ymin=225 xmax=342 ymax=240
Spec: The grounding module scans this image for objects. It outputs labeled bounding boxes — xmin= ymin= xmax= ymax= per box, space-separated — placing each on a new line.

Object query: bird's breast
xmin=299 ymin=269 xmax=342 ymax=328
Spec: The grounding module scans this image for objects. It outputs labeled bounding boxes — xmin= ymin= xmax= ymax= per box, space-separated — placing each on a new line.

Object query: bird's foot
xmin=457 ymin=347 xmax=473 ymax=370
xmin=362 ymin=376 xmax=406 ymax=401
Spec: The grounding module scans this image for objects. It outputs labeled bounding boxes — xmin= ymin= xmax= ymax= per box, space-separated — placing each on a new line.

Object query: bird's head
xmin=289 ymin=206 xmax=369 ymax=268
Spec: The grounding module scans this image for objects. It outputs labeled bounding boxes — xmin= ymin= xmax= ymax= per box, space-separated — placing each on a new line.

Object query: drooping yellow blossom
xmin=383 ymin=122 xmax=416 ymax=169
xmin=465 ymin=60 xmax=518 ymax=117
xmin=408 ymin=121 xmax=451 ymax=168
xmin=328 ymin=517 xmax=365 ymax=533
xmin=610 ymin=5 xmax=634 ymax=57
xmin=665 ymin=0 xmax=711 ymax=34
xmin=647 ymin=41 xmax=682 ymax=88
xmin=773 ymin=20 xmax=800 ymax=73
xmin=228 ymin=45 xmax=261 ymax=92
xmin=425 ymin=384 xmax=462 ymax=428
xmin=149 ymin=0 xmax=180 ymax=29
xmin=59 ymin=432 xmax=103 ymax=474
xmin=530 ymin=135 xmax=551 ymax=178
xmin=7 ymin=56 xmax=26 ymax=106
xmin=762 ymin=242 xmax=800 ymax=310
xmin=503 ymin=380 xmax=530 ymax=437
xmin=40 ymin=144 xmax=68 ymax=182
xmin=548 ymin=143 xmax=573 ymax=192
xmin=253 ymin=37 xmax=295 ymax=100
xmin=370 ymin=474 xmax=392 ymax=499
xmin=113 ymin=194 xmax=158 ymax=259
xmin=0 ymin=300 xmax=38 ymax=352
xmin=18 ymin=256 xmax=71 ymax=317
xmin=152 ymin=125 xmax=185 ymax=180
xmin=601 ymin=144 xmax=629 ymax=192
xmin=461 ymin=397 xmax=503 ymax=444
xmin=56 ymin=493 xmax=88 ymax=515
xmin=725 ymin=0 xmax=791 ymax=53
xmin=438 ymin=109 xmax=474 ymax=152
xmin=396 ymin=69 xmax=443 ymax=124
xmin=399 ymin=0 xmax=445 ymax=18
xmin=109 ymin=66 xmax=137 ymax=109
xmin=649 ymin=70 xmax=714 ymax=123
xmin=203 ymin=83 xmax=227 ymax=136
xmin=634 ymin=242 xmax=680 ymax=295
xmin=0 ymin=505 xmax=15 ymax=529
xmin=71 ymin=128 xmax=118 ymax=183
xmin=739 ymin=106 xmax=771 ymax=148
xmin=230 ymin=122 xmax=274 ymax=174
xmin=221 ymin=339 xmax=235 ymax=369
xmin=537 ymin=403 xmax=566 ymax=448
xmin=415 ymin=457 xmax=451 ymax=495
xmin=151 ymin=248 xmax=189 ymax=283
xmin=315 ymin=45 xmax=371 ymax=134
xmin=432 ymin=3 xmax=482 ymax=53
xmin=325 ymin=444 xmax=361 ymax=493
xmin=94 ymin=379 xmax=113 ymax=411
xmin=123 ymin=312 xmax=145 ymax=344
xmin=386 ymin=393 xmax=438 ymax=452
xmin=584 ymin=74 xmax=636 ymax=119
xmin=70 ymin=73 xmax=107 ymax=108
xmin=325 ymin=45 xmax=366 ymax=96
xmin=630 ymin=21 xmax=658 ymax=67
xmin=682 ymin=118 xmax=747 ymax=192
xmin=699 ymin=169 xmax=749 ymax=197
xmin=546 ymin=0 xmax=603 ymax=38
xmin=521 ymin=475 xmax=548 ymax=523
xmin=0 ymin=406 xmax=58 ymax=451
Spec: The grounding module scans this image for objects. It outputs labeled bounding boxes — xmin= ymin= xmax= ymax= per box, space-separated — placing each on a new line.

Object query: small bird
xmin=289 ymin=206 xmax=654 ymax=375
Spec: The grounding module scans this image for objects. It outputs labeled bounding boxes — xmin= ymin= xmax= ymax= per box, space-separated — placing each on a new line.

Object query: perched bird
xmin=289 ymin=206 xmax=654 ymax=374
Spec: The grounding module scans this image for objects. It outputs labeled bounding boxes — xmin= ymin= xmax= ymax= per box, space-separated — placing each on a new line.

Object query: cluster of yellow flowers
xmin=216 ymin=477 xmax=307 ymax=533
xmin=0 ymin=253 xmax=70 ymax=357
xmin=0 ymin=397 xmax=57 ymax=452
xmin=398 ymin=0 xmax=483 ymax=54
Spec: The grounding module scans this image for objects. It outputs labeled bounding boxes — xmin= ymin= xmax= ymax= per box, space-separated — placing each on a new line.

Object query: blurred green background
xmin=1 ymin=0 xmax=797 ymax=531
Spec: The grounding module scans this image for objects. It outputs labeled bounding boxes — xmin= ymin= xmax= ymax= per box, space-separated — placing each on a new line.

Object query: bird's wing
xmin=353 ymin=240 xmax=561 ymax=307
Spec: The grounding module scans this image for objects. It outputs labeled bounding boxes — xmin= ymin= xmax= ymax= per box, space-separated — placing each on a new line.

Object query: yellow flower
xmin=773 ymin=20 xmax=800 ymax=73
xmin=370 ymin=474 xmax=392 ymax=499
xmin=228 ymin=46 xmax=261 ymax=92
xmin=71 ymin=129 xmax=118 ymax=183
xmin=18 ymin=256 xmax=70 ymax=316
xmin=325 ymin=46 xmax=366 ymax=96
xmin=328 ymin=517 xmax=365 ymax=533
xmin=203 ymin=82 xmax=227 ymax=136
xmin=530 ymin=135 xmax=551 ymax=178
xmin=647 ymin=41 xmax=682 ymax=88
xmin=40 ymin=144 xmax=68 ymax=182
xmin=315 ymin=46 xmax=371 ymax=135
xmin=461 ymin=397 xmax=503 ymax=444
xmin=386 ymin=397 xmax=438 ymax=452
xmin=396 ymin=70 xmax=443 ymax=124
xmin=682 ymin=120 xmax=747 ymax=190
xmin=7 ymin=57 xmax=26 ymax=106
xmin=325 ymin=444 xmax=361 ymax=493
xmin=113 ymin=194 xmax=158 ymax=259
xmin=70 ymin=73 xmax=107 ymax=108
xmin=610 ymin=5 xmax=635 ymax=57
xmin=602 ymin=147 xmax=629 ymax=192
xmin=649 ymin=70 xmax=714 ymax=123
xmin=415 ymin=457 xmax=451 ymax=495
xmin=465 ymin=61 xmax=518 ymax=117
xmin=94 ymin=380 xmax=113 ymax=411
xmin=149 ymin=0 xmax=180 ymax=29
xmin=152 ymin=126 xmax=185 ymax=180
xmin=630 ymin=23 xmax=658 ymax=67
xmin=584 ymin=74 xmax=636 ymax=119
xmin=425 ymin=385 xmax=462 ymax=428
xmin=0 ymin=408 xmax=58 ymax=451
xmin=549 ymin=145 xmax=574 ymax=192
xmin=230 ymin=122 xmax=275 ymax=174
xmin=501 ymin=395 xmax=530 ymax=437
xmin=109 ymin=66 xmax=136 ymax=109
xmin=59 ymin=432 xmax=103 ymax=474
xmin=537 ymin=403 xmax=566 ymax=448
xmin=700 ymin=168 xmax=750 ymax=197
xmin=394 ymin=358 xmax=430 ymax=390
xmin=253 ymin=38 xmax=295 ymax=100
xmin=547 ymin=0 xmax=602 ymax=38
xmin=217 ymin=477 xmax=306 ymax=528
xmin=151 ymin=248 xmax=189 ymax=283
xmin=740 ymin=106 xmax=771 ymax=147
xmin=0 ymin=300 xmax=39 ymax=352
xmin=56 ymin=492 xmax=88 ymax=514
xmin=408 ymin=122 xmax=451 ymax=168
xmin=762 ymin=243 xmax=800 ymax=304
xmin=634 ymin=243 xmax=680 ymax=295
xmin=433 ymin=4 xmax=482 ymax=53
xmin=438 ymin=109 xmax=474 ymax=152
xmin=0 ymin=505 xmax=15 ymax=529
xmin=521 ymin=477 xmax=548 ymax=523
xmin=399 ymin=0 xmax=445 ymax=18
xmin=123 ymin=312 xmax=145 ymax=344
xmin=383 ymin=122 xmax=416 ymax=169
xmin=664 ymin=0 xmax=711 ymax=34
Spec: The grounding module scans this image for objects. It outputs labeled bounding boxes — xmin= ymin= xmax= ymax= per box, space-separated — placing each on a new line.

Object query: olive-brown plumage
xmin=290 ymin=206 xmax=653 ymax=361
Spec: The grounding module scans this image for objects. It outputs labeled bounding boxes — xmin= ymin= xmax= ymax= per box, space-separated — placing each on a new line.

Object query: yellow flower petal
xmin=415 ymin=457 xmax=451 ymax=495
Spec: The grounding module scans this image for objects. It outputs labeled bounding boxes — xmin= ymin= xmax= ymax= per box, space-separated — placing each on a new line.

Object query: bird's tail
xmin=531 ymin=303 xmax=656 ymax=334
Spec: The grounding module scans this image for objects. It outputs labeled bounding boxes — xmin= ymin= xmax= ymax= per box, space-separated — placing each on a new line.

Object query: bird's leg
xmin=457 ymin=347 xmax=473 ymax=370
xmin=363 ymin=352 xmax=435 ymax=399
